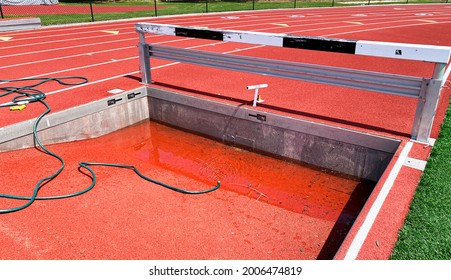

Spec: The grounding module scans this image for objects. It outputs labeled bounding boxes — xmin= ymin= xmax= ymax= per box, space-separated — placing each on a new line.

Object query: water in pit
xmin=100 ymin=119 xmax=375 ymax=259
xmin=1 ymin=119 xmax=375 ymax=259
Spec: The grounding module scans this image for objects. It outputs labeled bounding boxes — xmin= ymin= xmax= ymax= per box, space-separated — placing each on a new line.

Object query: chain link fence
xmin=0 ymin=0 xmax=449 ymax=26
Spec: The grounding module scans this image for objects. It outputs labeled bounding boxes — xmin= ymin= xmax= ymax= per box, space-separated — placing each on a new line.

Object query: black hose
xmin=0 ymin=77 xmax=220 ymax=214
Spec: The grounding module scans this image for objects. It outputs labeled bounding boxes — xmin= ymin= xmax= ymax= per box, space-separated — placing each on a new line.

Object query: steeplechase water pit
xmin=0 ymin=84 xmax=399 ymax=259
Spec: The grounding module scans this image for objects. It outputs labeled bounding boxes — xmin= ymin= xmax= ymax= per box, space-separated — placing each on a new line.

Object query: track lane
xmin=2 ymin=4 xmax=450 ymax=135
xmin=1 ymin=4 xmax=448 ymax=46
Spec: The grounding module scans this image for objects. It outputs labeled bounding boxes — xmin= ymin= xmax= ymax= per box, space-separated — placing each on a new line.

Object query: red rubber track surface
xmin=1 ymin=4 xmax=451 ymax=260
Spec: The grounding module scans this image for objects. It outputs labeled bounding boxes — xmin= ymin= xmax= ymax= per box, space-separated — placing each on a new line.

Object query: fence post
xmin=154 ymin=0 xmax=158 ymax=17
xmin=294 ymin=0 xmax=297 ymax=8
xmin=253 ymin=0 xmax=255 ymax=10
xmin=89 ymin=0 xmax=95 ymax=22
xmin=331 ymin=0 xmax=335 ymax=7
xmin=206 ymin=0 xmax=208 ymax=13
xmin=0 ymin=3 xmax=4 ymax=19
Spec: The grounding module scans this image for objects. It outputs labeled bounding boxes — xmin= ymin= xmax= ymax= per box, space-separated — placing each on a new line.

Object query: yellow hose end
xmin=10 ymin=105 xmax=27 ymax=111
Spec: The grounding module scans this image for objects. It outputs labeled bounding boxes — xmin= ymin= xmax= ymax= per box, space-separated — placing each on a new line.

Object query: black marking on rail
xmin=175 ymin=27 xmax=224 ymax=41
xmin=283 ymin=36 xmax=357 ymax=54
xmin=107 ymin=98 xmax=123 ymax=106
xmin=249 ymin=113 xmax=267 ymax=122
xmin=127 ymin=92 xmax=141 ymax=100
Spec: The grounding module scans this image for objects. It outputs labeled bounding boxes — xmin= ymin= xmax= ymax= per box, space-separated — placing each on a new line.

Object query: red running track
xmin=1 ymin=4 xmax=451 ymax=260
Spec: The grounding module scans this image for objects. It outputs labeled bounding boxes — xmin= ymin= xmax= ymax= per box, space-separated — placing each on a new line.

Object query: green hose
xmin=0 ymin=77 xmax=220 ymax=214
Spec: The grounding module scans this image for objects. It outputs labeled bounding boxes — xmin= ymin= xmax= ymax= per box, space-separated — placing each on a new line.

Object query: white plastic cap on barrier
xmin=246 ymin=84 xmax=268 ymax=90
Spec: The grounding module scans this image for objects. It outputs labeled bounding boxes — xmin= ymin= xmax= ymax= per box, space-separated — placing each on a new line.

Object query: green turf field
xmin=391 ymin=94 xmax=451 ymax=260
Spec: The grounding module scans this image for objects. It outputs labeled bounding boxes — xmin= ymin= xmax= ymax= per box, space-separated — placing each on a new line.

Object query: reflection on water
xmin=92 ymin=119 xmax=376 ymax=259
xmin=106 ymin=120 xmax=374 ymax=226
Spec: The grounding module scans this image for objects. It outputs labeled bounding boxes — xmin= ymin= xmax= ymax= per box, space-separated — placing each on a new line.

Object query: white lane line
xmin=42 ymin=70 xmax=141 ymax=96
xmin=244 ymin=16 xmax=451 ymax=36
xmin=0 ymin=37 xmax=192 ymax=69
xmin=0 ymin=47 xmax=134 ymax=70
xmin=5 ymin=15 xmax=448 ymax=60
xmin=324 ymin=20 xmax=451 ymax=37
xmin=6 ymin=17 xmax=446 ymax=63
xmin=0 ymin=37 xmax=137 ymax=58
xmin=13 ymin=56 xmax=138 ymax=82
xmin=2 ymin=6 xmax=444 ymax=45
xmin=0 ymin=26 xmax=134 ymax=44
xmin=343 ymin=141 xmax=414 ymax=260
xmin=4 ymin=8 xmax=449 ymax=60
xmin=0 ymin=38 xmax=203 ymax=80
xmin=41 ymin=44 xmax=262 ymax=97
xmin=154 ymin=6 xmax=447 ymax=28
xmin=6 ymin=6 xmax=449 ymax=101
xmin=0 ymin=31 xmax=137 ymax=51
xmin=224 ymin=15 xmax=450 ymax=34
xmin=1 ymin=40 xmax=228 ymax=87
xmin=6 ymin=11 xmax=448 ymax=81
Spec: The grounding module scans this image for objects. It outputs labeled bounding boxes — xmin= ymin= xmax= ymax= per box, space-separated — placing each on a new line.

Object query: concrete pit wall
xmin=0 ymin=88 xmax=148 ymax=152
xmin=147 ymin=87 xmax=400 ymax=182
xmin=1 ymin=86 xmax=399 ymax=182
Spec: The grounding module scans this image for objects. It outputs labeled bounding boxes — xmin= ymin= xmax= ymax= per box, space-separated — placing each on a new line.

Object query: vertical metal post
xmin=0 ymin=3 xmax=4 ymax=19
xmin=253 ymin=0 xmax=255 ymax=10
xmin=432 ymin=63 xmax=446 ymax=80
xmin=206 ymin=0 xmax=208 ymax=13
xmin=89 ymin=0 xmax=95 ymax=22
xmin=411 ymin=63 xmax=446 ymax=143
xmin=368 ymin=0 xmax=371 ymax=5
xmin=138 ymin=32 xmax=152 ymax=84
xmin=154 ymin=0 xmax=158 ymax=17
xmin=247 ymin=84 xmax=267 ymax=106
xmin=331 ymin=0 xmax=335 ymax=7
xmin=253 ymin=87 xmax=260 ymax=107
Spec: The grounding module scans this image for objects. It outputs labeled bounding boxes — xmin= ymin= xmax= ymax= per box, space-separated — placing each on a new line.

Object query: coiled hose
xmin=0 ymin=77 xmax=220 ymax=214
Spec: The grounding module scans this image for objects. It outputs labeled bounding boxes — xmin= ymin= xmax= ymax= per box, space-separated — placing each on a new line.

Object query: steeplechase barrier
xmin=135 ymin=23 xmax=451 ymax=143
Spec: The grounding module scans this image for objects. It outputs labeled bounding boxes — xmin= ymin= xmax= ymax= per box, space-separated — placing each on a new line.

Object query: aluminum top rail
xmin=136 ymin=22 xmax=451 ymax=143
xmin=135 ymin=23 xmax=451 ymax=64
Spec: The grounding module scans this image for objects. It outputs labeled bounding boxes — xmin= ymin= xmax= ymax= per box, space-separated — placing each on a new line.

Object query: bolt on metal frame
xmin=136 ymin=23 xmax=450 ymax=144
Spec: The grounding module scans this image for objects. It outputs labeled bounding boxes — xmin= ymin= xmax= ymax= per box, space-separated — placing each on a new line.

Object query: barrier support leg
xmin=411 ymin=62 xmax=446 ymax=143
xmin=138 ymin=33 xmax=152 ymax=84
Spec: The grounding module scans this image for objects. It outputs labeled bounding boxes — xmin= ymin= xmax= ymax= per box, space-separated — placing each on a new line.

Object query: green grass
xmin=390 ymin=94 xmax=451 ymax=260
xmin=3 ymin=1 xmax=337 ymax=25
xmin=35 ymin=1 xmax=333 ymax=26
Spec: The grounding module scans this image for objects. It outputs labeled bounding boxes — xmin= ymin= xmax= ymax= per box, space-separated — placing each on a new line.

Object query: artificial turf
xmin=391 ymin=95 xmax=451 ymax=260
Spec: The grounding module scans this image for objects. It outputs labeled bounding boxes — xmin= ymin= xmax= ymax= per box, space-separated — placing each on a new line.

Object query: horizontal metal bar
xmin=148 ymin=44 xmax=424 ymax=97
xmin=136 ymin=22 xmax=451 ymax=63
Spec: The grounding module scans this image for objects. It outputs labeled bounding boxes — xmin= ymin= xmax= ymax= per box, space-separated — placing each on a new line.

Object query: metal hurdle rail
xmin=135 ymin=23 xmax=451 ymax=143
